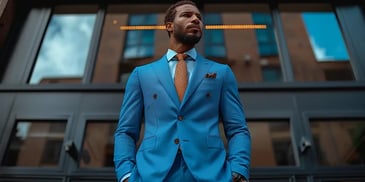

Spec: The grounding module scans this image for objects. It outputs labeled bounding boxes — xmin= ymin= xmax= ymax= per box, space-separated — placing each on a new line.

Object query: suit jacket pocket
xmin=138 ymin=136 xmax=156 ymax=151
xmin=206 ymin=135 xmax=224 ymax=149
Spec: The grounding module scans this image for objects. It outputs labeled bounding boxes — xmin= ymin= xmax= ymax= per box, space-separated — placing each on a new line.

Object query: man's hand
xmin=122 ymin=178 xmax=129 ymax=182
xmin=232 ymin=177 xmax=247 ymax=182
xmin=232 ymin=172 xmax=247 ymax=182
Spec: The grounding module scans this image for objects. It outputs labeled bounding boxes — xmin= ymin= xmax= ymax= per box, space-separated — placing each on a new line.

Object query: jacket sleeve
xmin=114 ymin=68 xmax=144 ymax=181
xmin=219 ymin=65 xmax=251 ymax=180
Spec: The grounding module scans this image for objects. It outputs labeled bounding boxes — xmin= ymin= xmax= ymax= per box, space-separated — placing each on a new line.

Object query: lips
xmin=187 ymin=25 xmax=201 ymax=32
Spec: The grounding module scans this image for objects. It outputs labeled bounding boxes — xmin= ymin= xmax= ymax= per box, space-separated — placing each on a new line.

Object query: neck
xmin=169 ymin=39 xmax=194 ymax=53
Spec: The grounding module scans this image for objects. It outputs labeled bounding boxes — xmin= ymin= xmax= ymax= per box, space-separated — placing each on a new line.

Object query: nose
xmin=191 ymin=14 xmax=200 ymax=24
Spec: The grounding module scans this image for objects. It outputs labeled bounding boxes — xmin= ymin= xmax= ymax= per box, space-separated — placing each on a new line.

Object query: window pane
xmin=80 ymin=121 xmax=117 ymax=168
xmin=262 ymin=66 xmax=282 ymax=82
xmin=2 ymin=121 xmax=67 ymax=167
xmin=141 ymin=30 xmax=154 ymax=44
xmin=310 ymin=119 xmax=365 ymax=166
xmin=205 ymin=4 xmax=282 ymax=82
xmin=204 ymin=13 xmax=226 ymax=58
xmin=206 ymin=45 xmax=226 ymax=58
xmin=280 ymin=5 xmax=354 ymax=81
xmin=248 ymin=120 xmax=295 ymax=167
xmin=123 ymin=14 xmax=157 ymax=60
xmin=29 ymin=9 xmax=96 ymax=84
xmin=220 ymin=120 xmax=295 ymax=167
xmin=302 ymin=13 xmax=349 ymax=62
xmin=80 ymin=121 xmax=145 ymax=168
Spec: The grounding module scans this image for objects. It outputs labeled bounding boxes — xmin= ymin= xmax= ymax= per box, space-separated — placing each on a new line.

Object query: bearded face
xmin=172 ymin=23 xmax=202 ymax=45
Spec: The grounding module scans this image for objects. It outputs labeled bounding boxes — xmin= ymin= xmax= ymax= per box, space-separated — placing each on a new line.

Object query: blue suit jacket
xmin=114 ymin=54 xmax=251 ymax=182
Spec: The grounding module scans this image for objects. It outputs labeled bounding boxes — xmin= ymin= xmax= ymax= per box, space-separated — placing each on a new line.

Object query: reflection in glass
xmin=248 ymin=121 xmax=294 ymax=167
xmin=204 ymin=5 xmax=282 ymax=83
xmin=302 ymin=13 xmax=349 ymax=62
xmin=93 ymin=4 xmax=283 ymax=84
xmin=2 ymin=121 xmax=66 ymax=167
xmin=204 ymin=13 xmax=226 ymax=58
xmin=29 ymin=14 xmax=96 ymax=84
xmin=80 ymin=121 xmax=117 ymax=167
xmin=219 ymin=120 xmax=294 ymax=167
xmin=80 ymin=121 xmax=144 ymax=168
xmin=310 ymin=119 xmax=365 ymax=166
xmin=280 ymin=8 xmax=354 ymax=81
xmin=124 ymin=14 xmax=157 ymax=59
xmin=92 ymin=5 xmax=167 ymax=84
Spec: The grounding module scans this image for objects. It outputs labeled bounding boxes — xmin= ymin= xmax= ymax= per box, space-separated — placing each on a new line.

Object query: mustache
xmin=186 ymin=25 xmax=201 ymax=30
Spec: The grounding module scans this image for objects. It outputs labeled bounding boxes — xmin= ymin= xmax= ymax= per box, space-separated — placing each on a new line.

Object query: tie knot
xmin=176 ymin=53 xmax=187 ymax=61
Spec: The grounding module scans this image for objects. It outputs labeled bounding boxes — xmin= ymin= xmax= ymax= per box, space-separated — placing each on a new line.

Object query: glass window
xmin=248 ymin=121 xmax=295 ymax=167
xmin=80 ymin=120 xmax=144 ymax=168
xmin=28 ymin=6 xmax=97 ymax=84
xmin=280 ymin=4 xmax=354 ymax=81
xmin=80 ymin=121 xmax=117 ymax=168
xmin=205 ymin=4 xmax=282 ymax=83
xmin=219 ymin=120 xmax=295 ymax=167
xmin=123 ymin=14 xmax=157 ymax=60
xmin=262 ymin=66 xmax=282 ymax=82
xmin=252 ymin=13 xmax=278 ymax=56
xmin=309 ymin=119 xmax=365 ymax=166
xmin=2 ymin=121 xmax=67 ymax=167
xmin=204 ymin=13 xmax=226 ymax=58
xmin=92 ymin=5 xmax=167 ymax=84
xmin=93 ymin=4 xmax=284 ymax=84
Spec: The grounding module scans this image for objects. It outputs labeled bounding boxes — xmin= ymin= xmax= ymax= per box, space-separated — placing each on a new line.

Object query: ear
xmin=166 ymin=22 xmax=173 ymax=32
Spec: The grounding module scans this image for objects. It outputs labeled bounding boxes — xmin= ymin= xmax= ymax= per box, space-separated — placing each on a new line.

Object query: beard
xmin=173 ymin=25 xmax=202 ymax=45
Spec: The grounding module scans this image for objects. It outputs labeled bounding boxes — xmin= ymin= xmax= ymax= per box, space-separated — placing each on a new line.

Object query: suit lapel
xmin=152 ymin=57 xmax=180 ymax=107
xmin=180 ymin=54 xmax=212 ymax=108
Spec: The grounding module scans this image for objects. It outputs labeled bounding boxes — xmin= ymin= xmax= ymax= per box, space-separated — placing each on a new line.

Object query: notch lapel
xmin=152 ymin=57 xmax=180 ymax=107
xmin=180 ymin=55 xmax=212 ymax=108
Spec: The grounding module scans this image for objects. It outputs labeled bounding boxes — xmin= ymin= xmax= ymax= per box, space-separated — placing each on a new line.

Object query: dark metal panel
xmin=0 ymin=93 xmax=15 ymax=158
xmin=336 ymin=5 xmax=365 ymax=81
xmin=2 ymin=7 xmax=51 ymax=84
xmin=82 ymin=7 xmax=105 ymax=83
xmin=295 ymin=91 xmax=365 ymax=111
xmin=0 ymin=177 xmax=63 ymax=182
xmin=271 ymin=5 xmax=295 ymax=82
xmin=65 ymin=93 xmax=122 ymax=173
xmin=0 ymin=92 xmax=82 ymax=176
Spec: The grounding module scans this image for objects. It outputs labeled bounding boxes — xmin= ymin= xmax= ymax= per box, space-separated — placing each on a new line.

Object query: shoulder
xmin=134 ymin=56 xmax=166 ymax=71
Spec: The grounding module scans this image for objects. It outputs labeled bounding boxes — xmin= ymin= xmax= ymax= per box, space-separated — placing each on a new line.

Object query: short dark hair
xmin=164 ymin=0 xmax=198 ymax=37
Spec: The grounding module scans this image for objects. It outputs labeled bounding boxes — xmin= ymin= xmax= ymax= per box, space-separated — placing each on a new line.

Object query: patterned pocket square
xmin=205 ymin=73 xmax=217 ymax=78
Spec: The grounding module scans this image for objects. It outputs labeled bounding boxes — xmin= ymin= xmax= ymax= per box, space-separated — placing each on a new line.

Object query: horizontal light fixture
xmin=119 ymin=24 xmax=267 ymax=30
xmin=120 ymin=25 xmax=166 ymax=30
xmin=205 ymin=24 xmax=267 ymax=29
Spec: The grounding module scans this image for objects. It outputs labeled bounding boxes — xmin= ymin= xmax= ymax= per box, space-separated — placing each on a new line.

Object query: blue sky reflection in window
xmin=302 ymin=12 xmax=349 ymax=62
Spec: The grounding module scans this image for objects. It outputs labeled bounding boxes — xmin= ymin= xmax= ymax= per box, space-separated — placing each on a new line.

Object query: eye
xmin=182 ymin=13 xmax=191 ymax=17
xmin=196 ymin=14 xmax=202 ymax=20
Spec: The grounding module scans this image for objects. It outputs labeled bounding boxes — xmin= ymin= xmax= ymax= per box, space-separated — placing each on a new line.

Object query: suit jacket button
xmin=174 ymin=139 xmax=180 ymax=144
xmin=178 ymin=116 xmax=183 ymax=121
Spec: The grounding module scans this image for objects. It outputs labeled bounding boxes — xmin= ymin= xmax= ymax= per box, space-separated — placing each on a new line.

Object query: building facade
xmin=0 ymin=0 xmax=364 ymax=181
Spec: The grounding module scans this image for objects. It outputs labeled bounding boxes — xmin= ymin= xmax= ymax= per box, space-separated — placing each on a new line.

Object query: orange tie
xmin=174 ymin=53 xmax=188 ymax=101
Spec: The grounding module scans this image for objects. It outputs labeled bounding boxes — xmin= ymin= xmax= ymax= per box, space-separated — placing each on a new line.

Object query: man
xmin=114 ymin=1 xmax=251 ymax=181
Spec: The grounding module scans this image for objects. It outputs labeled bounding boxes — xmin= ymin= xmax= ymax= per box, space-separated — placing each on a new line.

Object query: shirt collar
xmin=166 ymin=48 xmax=197 ymax=62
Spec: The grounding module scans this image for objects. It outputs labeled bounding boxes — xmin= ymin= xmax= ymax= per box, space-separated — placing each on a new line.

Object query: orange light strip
xmin=120 ymin=25 xmax=166 ymax=30
xmin=119 ymin=24 xmax=267 ymax=30
xmin=205 ymin=24 xmax=267 ymax=29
